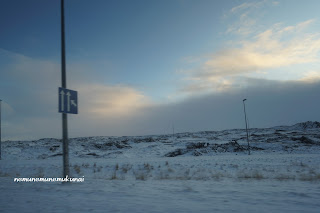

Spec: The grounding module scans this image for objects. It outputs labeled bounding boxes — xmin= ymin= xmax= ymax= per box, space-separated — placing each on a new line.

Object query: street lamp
xmin=243 ymin=99 xmax=250 ymax=155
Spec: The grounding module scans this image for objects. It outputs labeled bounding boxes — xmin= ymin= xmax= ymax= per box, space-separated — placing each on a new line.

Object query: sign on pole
xmin=59 ymin=87 xmax=78 ymax=114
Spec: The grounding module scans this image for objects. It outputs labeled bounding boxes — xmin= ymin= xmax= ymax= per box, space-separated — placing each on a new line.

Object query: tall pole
xmin=61 ymin=0 xmax=69 ymax=178
xmin=243 ymin=99 xmax=250 ymax=155
xmin=172 ymin=124 xmax=175 ymax=142
xmin=0 ymin=100 xmax=2 ymax=160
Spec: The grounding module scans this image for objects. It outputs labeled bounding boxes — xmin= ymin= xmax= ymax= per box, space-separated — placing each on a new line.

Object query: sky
xmin=1 ymin=0 xmax=320 ymax=140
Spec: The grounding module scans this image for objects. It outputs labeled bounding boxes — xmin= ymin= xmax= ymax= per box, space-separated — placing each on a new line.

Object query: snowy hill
xmin=291 ymin=121 xmax=320 ymax=130
xmin=274 ymin=121 xmax=320 ymax=131
xmin=1 ymin=121 xmax=320 ymax=213
xmin=2 ymin=121 xmax=320 ymax=161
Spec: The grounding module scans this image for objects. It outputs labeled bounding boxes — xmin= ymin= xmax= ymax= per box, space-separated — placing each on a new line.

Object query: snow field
xmin=1 ymin=122 xmax=320 ymax=212
xmin=1 ymin=153 xmax=320 ymax=182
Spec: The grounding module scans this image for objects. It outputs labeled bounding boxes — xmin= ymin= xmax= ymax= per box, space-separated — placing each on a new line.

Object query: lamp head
xmin=243 ymin=99 xmax=247 ymax=102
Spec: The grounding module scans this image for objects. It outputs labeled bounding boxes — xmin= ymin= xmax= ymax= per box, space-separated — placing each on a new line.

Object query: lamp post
xmin=243 ymin=99 xmax=250 ymax=155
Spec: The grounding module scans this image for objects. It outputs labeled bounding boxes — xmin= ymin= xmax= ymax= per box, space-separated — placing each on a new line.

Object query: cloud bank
xmin=1 ymin=46 xmax=319 ymax=141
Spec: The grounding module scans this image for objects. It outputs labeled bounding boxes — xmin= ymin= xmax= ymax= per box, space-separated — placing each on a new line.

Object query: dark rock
xmin=87 ymin=153 xmax=99 ymax=156
xmin=50 ymin=153 xmax=63 ymax=157
xmin=193 ymin=150 xmax=203 ymax=156
xmin=49 ymin=145 xmax=60 ymax=152
xmin=165 ymin=149 xmax=188 ymax=157
xmin=186 ymin=142 xmax=208 ymax=149
xmin=94 ymin=141 xmax=131 ymax=150
xmin=292 ymin=136 xmax=315 ymax=145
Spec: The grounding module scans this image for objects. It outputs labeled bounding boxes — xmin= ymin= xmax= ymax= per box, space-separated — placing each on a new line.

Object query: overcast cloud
xmin=1 ymin=49 xmax=319 ymax=140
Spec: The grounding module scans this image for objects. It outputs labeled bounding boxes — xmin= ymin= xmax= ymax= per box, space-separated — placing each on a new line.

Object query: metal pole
xmin=61 ymin=0 xmax=69 ymax=178
xmin=0 ymin=100 xmax=2 ymax=160
xmin=243 ymin=99 xmax=250 ymax=155
xmin=172 ymin=124 xmax=174 ymax=141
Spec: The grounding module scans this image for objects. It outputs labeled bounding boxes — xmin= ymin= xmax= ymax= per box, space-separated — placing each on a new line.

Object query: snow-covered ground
xmin=1 ymin=121 xmax=320 ymax=212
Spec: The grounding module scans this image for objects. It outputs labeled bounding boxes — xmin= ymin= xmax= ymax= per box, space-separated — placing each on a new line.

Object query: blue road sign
xmin=59 ymin=87 xmax=78 ymax=114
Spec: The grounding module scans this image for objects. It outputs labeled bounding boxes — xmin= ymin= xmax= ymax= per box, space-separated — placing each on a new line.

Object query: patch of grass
xmin=175 ymin=176 xmax=191 ymax=180
xmin=82 ymin=163 xmax=89 ymax=168
xmin=299 ymin=173 xmax=320 ymax=181
xmin=237 ymin=170 xmax=264 ymax=180
xmin=37 ymin=168 xmax=44 ymax=178
xmin=111 ymin=171 xmax=117 ymax=180
xmin=252 ymin=171 xmax=264 ymax=180
xmin=230 ymin=164 xmax=239 ymax=169
xmin=0 ymin=172 xmax=11 ymax=177
xmin=135 ymin=172 xmax=147 ymax=181
xmin=157 ymin=171 xmax=169 ymax=180
xmin=184 ymin=168 xmax=190 ymax=176
xmin=211 ymin=172 xmax=224 ymax=180
xmin=121 ymin=164 xmax=132 ymax=173
xmin=275 ymin=174 xmax=296 ymax=181
xmin=74 ymin=165 xmax=81 ymax=174
xmin=144 ymin=163 xmax=153 ymax=171
xmin=299 ymin=162 xmax=308 ymax=168
xmin=168 ymin=167 xmax=174 ymax=173
xmin=291 ymin=161 xmax=309 ymax=168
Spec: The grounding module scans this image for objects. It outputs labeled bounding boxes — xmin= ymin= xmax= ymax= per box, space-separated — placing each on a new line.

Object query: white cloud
xmin=230 ymin=1 xmax=267 ymax=14
xmin=226 ymin=11 xmax=257 ymax=36
xmin=181 ymin=19 xmax=320 ymax=94
xmin=300 ymin=71 xmax=320 ymax=83
xmin=226 ymin=0 xmax=278 ymax=36
xmin=77 ymin=83 xmax=151 ymax=118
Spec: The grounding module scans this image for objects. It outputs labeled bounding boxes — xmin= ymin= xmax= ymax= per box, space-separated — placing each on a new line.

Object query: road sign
xmin=59 ymin=87 xmax=78 ymax=114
